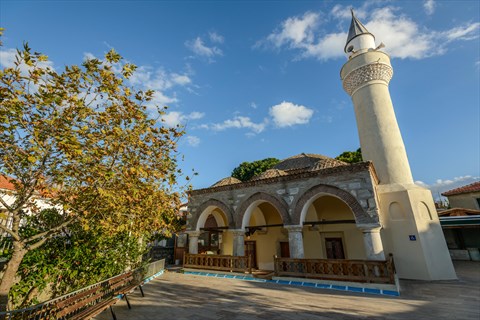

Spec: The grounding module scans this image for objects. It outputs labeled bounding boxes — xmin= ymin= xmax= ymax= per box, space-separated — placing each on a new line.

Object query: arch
xmin=236 ymin=192 xmax=291 ymax=229
xmin=193 ymin=199 xmax=235 ymax=231
xmin=293 ymin=184 xmax=373 ymax=225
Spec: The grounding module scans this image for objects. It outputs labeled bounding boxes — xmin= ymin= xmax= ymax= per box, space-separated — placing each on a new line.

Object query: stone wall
xmin=187 ymin=162 xmax=380 ymax=230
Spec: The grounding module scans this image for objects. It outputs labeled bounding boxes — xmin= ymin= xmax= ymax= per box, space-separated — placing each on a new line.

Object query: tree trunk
xmin=0 ymin=241 xmax=27 ymax=313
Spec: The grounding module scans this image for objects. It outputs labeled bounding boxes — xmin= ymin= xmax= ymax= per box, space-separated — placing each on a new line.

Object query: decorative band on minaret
xmin=342 ymin=63 xmax=393 ymax=96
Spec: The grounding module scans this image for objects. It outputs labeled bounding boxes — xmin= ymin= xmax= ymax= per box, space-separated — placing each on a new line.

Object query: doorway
xmin=280 ymin=241 xmax=290 ymax=258
xmin=244 ymin=240 xmax=257 ymax=269
xmin=325 ymin=237 xmax=345 ymax=259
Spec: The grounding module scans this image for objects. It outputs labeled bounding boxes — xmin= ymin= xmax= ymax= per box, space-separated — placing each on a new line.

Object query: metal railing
xmin=183 ymin=253 xmax=252 ymax=273
xmin=0 ymin=259 xmax=166 ymax=319
xmin=274 ymin=254 xmax=395 ymax=284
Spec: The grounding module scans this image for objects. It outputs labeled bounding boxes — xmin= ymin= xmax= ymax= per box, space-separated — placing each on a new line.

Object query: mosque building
xmin=182 ymin=10 xmax=456 ymax=281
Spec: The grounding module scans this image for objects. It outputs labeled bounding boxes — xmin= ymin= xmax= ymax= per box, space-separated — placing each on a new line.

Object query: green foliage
xmin=0 ymin=36 xmax=188 ymax=309
xmin=10 ymin=209 xmax=147 ymax=308
xmin=335 ymin=148 xmax=363 ymax=164
xmin=231 ymin=158 xmax=280 ymax=182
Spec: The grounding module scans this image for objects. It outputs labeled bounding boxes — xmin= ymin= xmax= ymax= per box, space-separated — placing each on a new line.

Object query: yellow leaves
xmin=105 ymin=49 xmax=121 ymax=64
xmin=27 ymin=156 xmax=36 ymax=163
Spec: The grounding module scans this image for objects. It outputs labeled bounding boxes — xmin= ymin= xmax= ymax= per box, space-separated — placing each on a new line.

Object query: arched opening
xmin=301 ymin=195 xmax=366 ymax=260
xmin=241 ymin=200 xmax=286 ymax=270
xmin=196 ymin=206 xmax=229 ymax=254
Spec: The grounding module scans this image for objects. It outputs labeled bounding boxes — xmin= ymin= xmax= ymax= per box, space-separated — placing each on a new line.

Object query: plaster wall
xmin=249 ymin=227 xmax=286 ymax=270
xmin=221 ymin=231 xmax=233 ymax=255
xmin=447 ymin=192 xmax=480 ymax=210
xmin=377 ymin=184 xmax=456 ymax=280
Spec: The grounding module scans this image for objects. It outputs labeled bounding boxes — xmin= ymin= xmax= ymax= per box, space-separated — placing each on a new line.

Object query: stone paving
xmin=94 ymin=261 xmax=480 ymax=320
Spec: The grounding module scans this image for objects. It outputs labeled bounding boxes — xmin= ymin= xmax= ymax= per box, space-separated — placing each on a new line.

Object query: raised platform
xmin=182 ymin=268 xmax=399 ymax=296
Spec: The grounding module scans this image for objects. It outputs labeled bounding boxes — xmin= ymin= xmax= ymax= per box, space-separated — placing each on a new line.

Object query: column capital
xmin=284 ymin=225 xmax=303 ymax=233
xmin=185 ymin=230 xmax=202 ymax=237
xmin=357 ymin=224 xmax=382 ymax=233
xmin=229 ymin=229 xmax=245 ymax=237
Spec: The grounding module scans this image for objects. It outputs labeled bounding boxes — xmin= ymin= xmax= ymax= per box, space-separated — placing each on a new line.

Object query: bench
xmin=108 ymin=271 xmax=144 ymax=310
xmin=52 ymin=271 xmax=143 ymax=320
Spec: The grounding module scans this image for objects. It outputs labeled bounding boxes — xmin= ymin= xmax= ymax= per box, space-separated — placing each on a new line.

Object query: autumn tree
xmin=335 ymin=148 xmax=362 ymax=164
xmin=231 ymin=158 xmax=280 ymax=182
xmin=0 ymin=39 xmax=186 ymax=310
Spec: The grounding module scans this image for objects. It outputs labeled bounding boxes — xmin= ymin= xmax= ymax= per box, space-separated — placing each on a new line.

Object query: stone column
xmin=285 ymin=225 xmax=304 ymax=259
xmin=186 ymin=231 xmax=202 ymax=254
xmin=358 ymin=225 xmax=385 ymax=260
xmin=231 ymin=230 xmax=245 ymax=256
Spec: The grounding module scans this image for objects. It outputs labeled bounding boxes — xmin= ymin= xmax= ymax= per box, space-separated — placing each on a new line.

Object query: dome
xmin=273 ymin=153 xmax=347 ymax=172
xmin=211 ymin=176 xmax=242 ymax=187
xmin=251 ymin=169 xmax=288 ymax=181
xmin=310 ymin=158 xmax=349 ymax=171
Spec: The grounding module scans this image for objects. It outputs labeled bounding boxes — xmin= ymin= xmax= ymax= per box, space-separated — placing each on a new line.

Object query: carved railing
xmin=274 ymin=254 xmax=395 ymax=284
xmin=183 ymin=253 xmax=252 ymax=274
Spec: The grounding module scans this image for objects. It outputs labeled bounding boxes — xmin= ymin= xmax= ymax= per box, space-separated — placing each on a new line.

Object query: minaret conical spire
xmin=344 ymin=9 xmax=375 ymax=53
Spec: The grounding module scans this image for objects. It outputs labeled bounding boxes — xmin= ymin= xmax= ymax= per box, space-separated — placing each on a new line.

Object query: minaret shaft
xmin=341 ymin=51 xmax=413 ymax=185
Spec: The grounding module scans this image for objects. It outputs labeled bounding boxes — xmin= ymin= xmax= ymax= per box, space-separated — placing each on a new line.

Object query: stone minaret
xmin=340 ymin=10 xmax=456 ymax=280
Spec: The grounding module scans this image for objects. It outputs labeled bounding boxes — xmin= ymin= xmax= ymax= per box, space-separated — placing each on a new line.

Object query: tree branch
xmin=25 ymin=218 xmax=75 ymax=244
xmin=0 ymin=223 xmax=20 ymax=241
xmin=0 ymin=195 xmax=12 ymax=212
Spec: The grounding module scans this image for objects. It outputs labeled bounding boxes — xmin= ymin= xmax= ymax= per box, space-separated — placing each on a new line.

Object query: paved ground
xmin=95 ymin=261 xmax=479 ymax=320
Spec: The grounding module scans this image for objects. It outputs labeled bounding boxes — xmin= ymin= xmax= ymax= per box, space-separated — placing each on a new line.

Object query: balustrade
xmin=274 ymin=255 xmax=395 ymax=284
xmin=183 ymin=253 xmax=252 ymax=273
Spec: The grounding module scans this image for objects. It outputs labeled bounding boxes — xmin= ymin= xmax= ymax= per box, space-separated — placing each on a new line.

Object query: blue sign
xmin=409 ymin=235 xmax=416 ymax=241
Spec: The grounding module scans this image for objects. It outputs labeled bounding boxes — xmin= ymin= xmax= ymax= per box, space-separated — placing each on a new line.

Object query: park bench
xmin=0 ymin=259 xmax=165 ymax=320
xmin=53 ymin=271 xmax=143 ymax=320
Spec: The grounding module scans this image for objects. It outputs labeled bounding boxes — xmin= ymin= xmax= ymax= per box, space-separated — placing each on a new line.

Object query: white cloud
xmin=185 ymin=37 xmax=223 ymax=59
xmin=443 ymin=23 xmax=480 ymax=42
xmin=200 ymin=116 xmax=267 ymax=134
xmin=150 ymin=92 xmax=178 ymax=108
xmin=259 ymin=6 xmax=480 ymax=61
xmin=300 ymin=32 xmax=346 ymax=60
xmin=269 ymin=101 xmax=314 ymax=127
xmin=130 ymin=67 xmax=191 ymax=91
xmin=127 ymin=66 xmax=192 ymax=108
xmin=415 ymin=176 xmax=480 ymax=200
xmin=266 ymin=12 xmax=319 ymax=47
xmin=185 ymin=135 xmax=201 ymax=147
xmin=0 ymin=48 xmax=54 ymax=74
xmin=423 ymin=0 xmax=436 ymax=15
xmin=209 ymin=32 xmax=224 ymax=44
xmin=161 ymin=111 xmax=205 ymax=127
xmin=83 ymin=52 xmax=97 ymax=61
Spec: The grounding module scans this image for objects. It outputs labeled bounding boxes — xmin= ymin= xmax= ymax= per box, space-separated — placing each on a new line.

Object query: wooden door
xmin=325 ymin=238 xmax=345 ymax=259
xmin=280 ymin=241 xmax=290 ymax=258
xmin=244 ymin=240 xmax=257 ymax=269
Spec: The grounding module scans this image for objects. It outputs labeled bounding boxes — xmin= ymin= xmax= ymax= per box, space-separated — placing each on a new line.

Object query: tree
xmin=335 ymin=148 xmax=362 ymax=164
xmin=0 ymin=39 xmax=186 ymax=310
xmin=231 ymin=158 xmax=280 ymax=182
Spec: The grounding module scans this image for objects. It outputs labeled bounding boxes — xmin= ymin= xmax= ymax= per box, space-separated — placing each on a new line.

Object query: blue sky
xmin=1 ymin=0 xmax=479 ymax=198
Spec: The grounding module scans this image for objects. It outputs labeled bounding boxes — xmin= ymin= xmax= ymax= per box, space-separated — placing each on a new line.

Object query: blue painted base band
xmin=183 ymin=271 xmax=399 ymax=297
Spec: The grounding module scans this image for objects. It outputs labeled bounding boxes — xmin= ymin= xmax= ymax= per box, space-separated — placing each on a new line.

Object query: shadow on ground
xmin=94 ymin=261 xmax=480 ymax=320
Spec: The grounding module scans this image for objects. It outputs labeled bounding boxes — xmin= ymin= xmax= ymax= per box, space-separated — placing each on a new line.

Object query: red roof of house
xmin=442 ymin=181 xmax=480 ymax=196
xmin=0 ymin=175 xmax=15 ymax=191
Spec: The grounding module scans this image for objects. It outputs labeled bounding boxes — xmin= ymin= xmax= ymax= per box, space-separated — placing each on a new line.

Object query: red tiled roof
xmin=442 ymin=181 xmax=480 ymax=196
xmin=0 ymin=175 xmax=15 ymax=191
